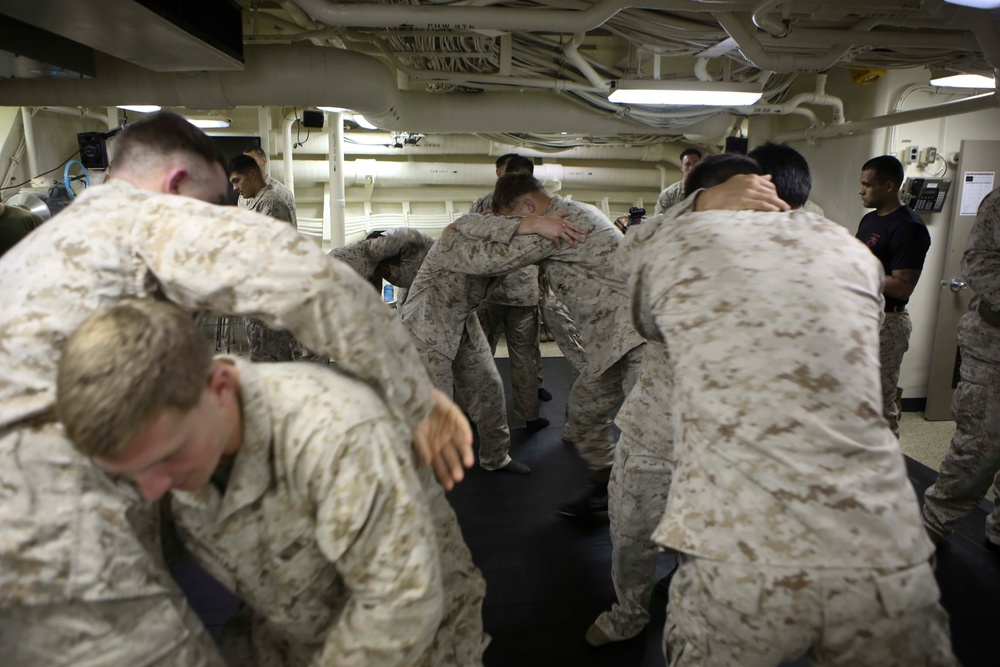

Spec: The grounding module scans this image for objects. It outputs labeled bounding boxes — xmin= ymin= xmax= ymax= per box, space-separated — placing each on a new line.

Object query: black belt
xmin=885 ymin=305 xmax=907 ymax=313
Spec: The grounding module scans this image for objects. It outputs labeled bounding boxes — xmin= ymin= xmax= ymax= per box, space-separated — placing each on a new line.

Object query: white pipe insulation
xmin=774 ymin=91 xmax=1000 ymax=143
xmin=0 ymin=45 xmax=728 ymax=137
xmin=270 ymin=159 xmax=663 ymax=190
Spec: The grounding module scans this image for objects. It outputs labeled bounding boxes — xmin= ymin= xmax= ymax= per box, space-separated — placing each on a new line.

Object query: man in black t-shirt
xmin=856 ymin=155 xmax=931 ymax=437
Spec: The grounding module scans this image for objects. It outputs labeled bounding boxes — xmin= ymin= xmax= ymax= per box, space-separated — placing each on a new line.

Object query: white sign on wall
xmin=960 ymin=171 xmax=995 ymax=216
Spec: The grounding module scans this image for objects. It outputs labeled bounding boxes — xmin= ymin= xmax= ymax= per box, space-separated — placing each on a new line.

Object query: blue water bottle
xmin=383 ymin=283 xmax=395 ymax=302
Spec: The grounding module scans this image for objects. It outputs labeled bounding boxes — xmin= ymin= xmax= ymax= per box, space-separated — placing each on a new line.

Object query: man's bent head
xmin=57 ymin=300 xmax=240 ymax=500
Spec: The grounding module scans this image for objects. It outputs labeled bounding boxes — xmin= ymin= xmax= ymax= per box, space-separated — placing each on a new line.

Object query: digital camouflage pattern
xmin=923 ymin=186 xmax=1000 ymax=544
xmin=664 ymin=557 xmax=956 ymax=667
xmin=439 ymin=200 xmax=645 ymax=469
xmin=399 ymin=237 xmax=515 ymax=470
xmin=172 ymin=360 xmax=446 ymax=667
xmin=411 ymin=315 xmax=513 ymax=470
xmin=633 ymin=206 xmax=951 ymax=662
xmin=653 ymin=180 xmax=685 ymax=216
xmin=0 ymin=179 xmax=435 ymax=658
xmin=878 ymin=311 xmax=912 ymax=438
xmin=239 ymin=177 xmax=296 ymax=226
xmin=478 ymin=302 xmax=542 ymax=421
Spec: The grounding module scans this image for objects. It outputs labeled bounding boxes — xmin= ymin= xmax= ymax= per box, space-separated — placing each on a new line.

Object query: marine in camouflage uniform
xmin=653 ymin=179 xmax=685 ymax=216
xmin=237 ymin=177 xmax=308 ymax=364
xmin=586 ymin=200 xmax=690 ymax=644
xmin=923 ymin=187 xmax=1000 ymax=548
xmin=439 ymin=194 xmax=645 ymax=477
xmin=472 ymin=192 xmax=546 ymax=424
xmin=633 ymin=203 xmax=955 ymax=665
xmin=329 ymin=229 xmax=434 ymax=298
xmin=0 ymin=176 xmax=443 ymax=665
xmin=172 ymin=359 xmax=456 ymax=667
xmin=400 ymin=235 xmax=528 ymax=475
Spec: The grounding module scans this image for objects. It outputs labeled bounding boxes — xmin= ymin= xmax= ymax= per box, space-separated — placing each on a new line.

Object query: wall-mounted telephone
xmin=903 ymin=178 xmax=951 ymax=212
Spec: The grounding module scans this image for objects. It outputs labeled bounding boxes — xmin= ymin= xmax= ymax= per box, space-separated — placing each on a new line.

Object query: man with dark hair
xmin=473 ymin=154 xmax=552 ymax=431
xmin=632 ymin=146 xmax=955 ymax=666
xmin=856 ymin=154 xmax=931 ymax=437
xmin=587 ymin=151 xmax=763 ymax=646
xmin=653 ymin=147 xmax=703 ymax=215
xmin=229 ymin=154 xmax=294 ymax=224
xmin=228 ymin=154 xmax=301 ymax=363
xmin=0 ymin=111 xmax=473 ymax=664
xmin=747 ymin=141 xmax=812 ymax=208
xmin=242 ymin=145 xmax=296 ymax=224
xmin=443 ymin=173 xmax=647 ymax=516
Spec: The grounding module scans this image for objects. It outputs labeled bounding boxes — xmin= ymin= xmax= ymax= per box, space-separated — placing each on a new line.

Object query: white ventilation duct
xmin=272 ymin=159 xmax=662 ymax=190
xmin=0 ymin=45 xmax=729 ymax=137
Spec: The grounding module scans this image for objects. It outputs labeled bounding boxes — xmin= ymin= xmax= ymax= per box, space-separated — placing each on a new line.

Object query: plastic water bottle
xmin=383 ymin=284 xmax=395 ymax=302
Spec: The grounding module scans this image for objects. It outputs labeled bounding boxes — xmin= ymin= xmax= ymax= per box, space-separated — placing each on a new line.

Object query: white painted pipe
xmin=257 ymin=107 xmax=272 ymax=161
xmin=774 ymin=92 xmax=999 ymax=143
xmin=283 ymin=117 xmax=295 ymax=197
xmin=0 ymin=45 xmax=724 ymax=136
xmin=329 ymin=112 xmax=346 ymax=248
xmin=20 ymin=107 xmax=37 ymax=178
xmin=564 ymin=33 xmax=608 ymax=90
xmin=294 ymin=0 xmax=748 ymax=33
xmin=715 ymin=12 xmax=855 ymax=73
xmin=35 ymin=105 xmax=115 ymax=129
xmin=751 ymin=0 xmax=789 ymax=37
xmin=272 ymin=159 xmax=663 ymax=190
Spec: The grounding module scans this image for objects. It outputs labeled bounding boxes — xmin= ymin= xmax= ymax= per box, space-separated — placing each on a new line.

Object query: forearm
xmin=883 ymin=273 xmax=918 ymax=301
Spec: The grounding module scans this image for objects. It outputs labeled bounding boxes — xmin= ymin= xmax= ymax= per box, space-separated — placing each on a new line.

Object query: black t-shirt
xmin=855 ymin=205 xmax=930 ymax=310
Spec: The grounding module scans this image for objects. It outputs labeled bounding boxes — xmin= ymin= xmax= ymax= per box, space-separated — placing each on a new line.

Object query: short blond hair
xmin=56 ymin=299 xmax=213 ymax=459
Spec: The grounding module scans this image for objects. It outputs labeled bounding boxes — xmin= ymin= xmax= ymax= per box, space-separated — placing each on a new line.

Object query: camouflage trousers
xmin=0 ymin=425 xmax=224 ymax=667
xmin=922 ymin=345 xmax=1000 ymax=544
xmin=478 ymin=304 xmax=542 ymax=421
xmin=664 ymin=556 xmax=957 ymax=667
xmin=568 ymin=345 xmax=644 ymax=471
xmin=245 ymin=317 xmax=327 ymax=364
xmin=592 ymin=432 xmax=675 ymax=641
xmin=417 ymin=466 xmax=489 ymax=666
xmin=879 ymin=311 xmax=912 ymax=438
xmin=412 ymin=314 xmax=512 ymax=470
xmin=539 ymin=285 xmax=587 ymax=374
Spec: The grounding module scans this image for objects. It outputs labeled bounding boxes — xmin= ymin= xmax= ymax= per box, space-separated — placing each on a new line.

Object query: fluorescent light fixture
xmin=928 ymin=73 xmax=996 ymax=88
xmin=943 ymin=0 xmax=1000 ymax=8
xmin=352 ymin=114 xmax=378 ymax=130
xmin=184 ymin=116 xmax=232 ymax=129
xmin=608 ymin=80 xmax=763 ymax=106
xmin=318 ymin=106 xmax=348 ymax=113
xmin=117 ymin=104 xmax=161 ymax=113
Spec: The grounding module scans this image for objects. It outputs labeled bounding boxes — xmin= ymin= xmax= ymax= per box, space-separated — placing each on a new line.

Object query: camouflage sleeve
xmin=329 ymin=242 xmax=378 ymax=281
xmin=435 ymin=225 xmax=556 ymax=277
xmin=963 ymin=187 xmax=1000 ymax=308
xmin=307 ymin=420 xmax=443 ymax=666
xmin=259 ymin=199 xmax=295 ymax=225
xmin=134 ymin=203 xmax=435 ymax=428
xmin=452 ymin=213 xmax=522 ymax=243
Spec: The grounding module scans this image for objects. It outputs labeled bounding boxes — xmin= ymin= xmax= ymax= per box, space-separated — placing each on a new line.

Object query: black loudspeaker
xmin=725 ymin=136 xmax=749 ymax=155
xmin=77 ymin=132 xmax=109 ymax=169
xmin=301 ymin=110 xmax=325 ymax=128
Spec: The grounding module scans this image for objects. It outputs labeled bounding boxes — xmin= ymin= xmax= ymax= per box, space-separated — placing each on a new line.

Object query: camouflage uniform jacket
xmin=329 ymin=229 xmax=434 ymax=290
xmin=239 ymin=176 xmax=296 ymax=226
xmin=653 ymin=180 xmax=685 ymax=216
xmin=634 ymin=208 xmax=934 ymax=567
xmin=0 ymin=180 xmax=435 ymax=603
xmin=398 ymin=236 xmax=500 ymax=361
xmin=471 ymin=192 xmax=540 ymax=307
xmin=440 ymin=196 xmax=644 ymax=377
xmin=239 ymin=180 xmax=295 ymax=225
xmin=960 ymin=187 xmax=1000 ymax=365
xmin=173 ymin=360 xmax=442 ymax=666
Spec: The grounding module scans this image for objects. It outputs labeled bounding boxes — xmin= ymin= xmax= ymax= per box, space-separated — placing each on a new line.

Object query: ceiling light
xmin=184 ymin=115 xmax=232 ymax=129
xmin=352 ymin=114 xmax=378 ymax=130
xmin=608 ymin=80 xmax=762 ymax=106
xmin=928 ymin=73 xmax=996 ymax=88
xmin=117 ymin=105 xmax=161 ymax=113
xmin=319 ymin=106 xmax=348 ymax=113
xmin=943 ymin=0 xmax=1000 ymax=8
